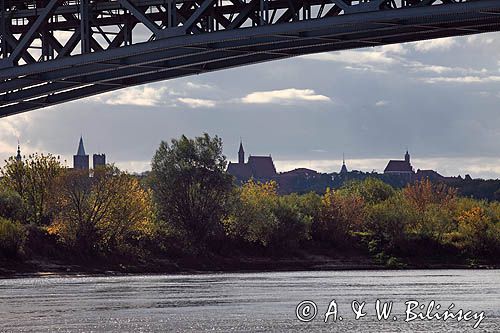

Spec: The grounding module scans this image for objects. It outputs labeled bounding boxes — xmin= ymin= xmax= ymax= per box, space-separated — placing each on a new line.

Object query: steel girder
xmin=1 ymin=0 xmax=500 ymax=117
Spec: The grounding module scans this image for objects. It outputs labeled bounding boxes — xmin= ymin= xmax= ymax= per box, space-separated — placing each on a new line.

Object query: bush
xmin=0 ymin=217 xmax=25 ymax=257
xmin=0 ymin=189 xmax=24 ymax=221
xmin=365 ymin=193 xmax=416 ymax=254
xmin=270 ymin=196 xmax=313 ymax=250
xmin=338 ymin=178 xmax=395 ymax=205
xmin=224 ymin=181 xmax=313 ymax=251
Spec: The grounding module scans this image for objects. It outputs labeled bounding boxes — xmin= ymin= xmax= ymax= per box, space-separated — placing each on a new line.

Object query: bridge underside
xmin=1 ymin=0 xmax=500 ymax=117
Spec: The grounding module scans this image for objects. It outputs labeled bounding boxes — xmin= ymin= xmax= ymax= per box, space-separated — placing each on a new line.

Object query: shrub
xmin=0 ymin=189 xmax=24 ymax=221
xmin=338 ymin=178 xmax=395 ymax=205
xmin=0 ymin=217 xmax=25 ymax=257
xmin=365 ymin=193 xmax=416 ymax=253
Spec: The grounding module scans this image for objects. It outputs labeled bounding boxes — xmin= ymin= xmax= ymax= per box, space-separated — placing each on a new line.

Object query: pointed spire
xmin=340 ymin=153 xmax=348 ymax=174
xmin=15 ymin=140 xmax=22 ymax=162
xmin=405 ymin=149 xmax=410 ymax=163
xmin=238 ymin=138 xmax=244 ymax=153
xmin=238 ymin=138 xmax=245 ymax=164
xmin=77 ymin=136 xmax=87 ymax=156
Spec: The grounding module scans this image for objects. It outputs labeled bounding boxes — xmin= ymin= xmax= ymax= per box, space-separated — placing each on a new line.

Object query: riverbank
xmin=2 ymin=249 xmax=498 ymax=278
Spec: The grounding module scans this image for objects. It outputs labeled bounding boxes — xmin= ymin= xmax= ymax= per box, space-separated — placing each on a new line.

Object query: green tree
xmin=339 ymin=178 xmax=395 ymax=205
xmin=0 ymin=217 xmax=25 ymax=258
xmin=0 ymin=189 xmax=24 ymax=221
xmin=1 ymin=154 xmax=63 ymax=225
xmin=224 ymin=181 xmax=312 ymax=250
xmin=150 ymin=134 xmax=233 ymax=250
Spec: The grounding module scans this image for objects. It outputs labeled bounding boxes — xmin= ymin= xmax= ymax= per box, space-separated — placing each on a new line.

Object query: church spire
xmin=77 ymin=136 xmax=86 ymax=156
xmin=340 ymin=153 xmax=348 ymax=174
xmin=15 ymin=141 xmax=22 ymax=162
xmin=405 ymin=149 xmax=410 ymax=163
xmin=238 ymin=139 xmax=245 ymax=164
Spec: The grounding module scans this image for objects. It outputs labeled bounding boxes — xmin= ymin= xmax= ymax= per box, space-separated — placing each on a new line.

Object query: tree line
xmin=1 ymin=134 xmax=499 ymax=268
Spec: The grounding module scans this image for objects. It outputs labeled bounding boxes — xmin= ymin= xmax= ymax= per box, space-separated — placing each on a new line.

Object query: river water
xmin=0 ymin=269 xmax=498 ymax=332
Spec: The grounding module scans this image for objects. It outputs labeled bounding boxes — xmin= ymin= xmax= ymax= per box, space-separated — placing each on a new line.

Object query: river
xmin=0 ymin=269 xmax=498 ymax=332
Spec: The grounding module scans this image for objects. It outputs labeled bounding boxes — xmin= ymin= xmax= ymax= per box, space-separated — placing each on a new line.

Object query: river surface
xmin=0 ymin=269 xmax=498 ymax=332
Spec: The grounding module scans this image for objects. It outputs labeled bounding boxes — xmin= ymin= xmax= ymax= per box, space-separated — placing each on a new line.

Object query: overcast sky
xmin=1 ymin=32 xmax=500 ymax=179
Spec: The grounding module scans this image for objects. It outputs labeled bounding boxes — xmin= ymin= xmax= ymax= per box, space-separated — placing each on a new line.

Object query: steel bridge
xmin=1 ymin=0 xmax=500 ymax=117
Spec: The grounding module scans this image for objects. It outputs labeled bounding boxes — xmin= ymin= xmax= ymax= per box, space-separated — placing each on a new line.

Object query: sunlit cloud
xmin=186 ymin=81 xmax=214 ymax=90
xmin=177 ymin=97 xmax=216 ymax=108
xmin=411 ymin=37 xmax=458 ymax=52
xmin=241 ymin=88 xmax=331 ymax=104
xmin=0 ymin=114 xmax=33 ymax=155
xmin=303 ymin=50 xmax=397 ymax=65
xmin=93 ymin=86 xmax=168 ymax=106
xmin=422 ymin=75 xmax=500 ymax=84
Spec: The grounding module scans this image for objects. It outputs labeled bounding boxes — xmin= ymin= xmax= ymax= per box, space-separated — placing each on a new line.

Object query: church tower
xmin=238 ymin=140 xmax=245 ymax=164
xmin=340 ymin=153 xmax=348 ymax=174
xmin=73 ymin=136 xmax=89 ymax=170
xmin=15 ymin=142 xmax=22 ymax=162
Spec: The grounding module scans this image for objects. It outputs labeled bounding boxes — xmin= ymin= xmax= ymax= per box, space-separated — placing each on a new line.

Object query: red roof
xmin=384 ymin=160 xmax=413 ymax=173
xmin=248 ymin=156 xmax=277 ymax=178
xmin=227 ymin=162 xmax=252 ymax=179
xmin=227 ymin=155 xmax=277 ymax=180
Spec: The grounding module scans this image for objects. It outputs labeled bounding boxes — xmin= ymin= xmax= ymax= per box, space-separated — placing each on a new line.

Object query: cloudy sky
xmin=1 ymin=32 xmax=500 ymax=178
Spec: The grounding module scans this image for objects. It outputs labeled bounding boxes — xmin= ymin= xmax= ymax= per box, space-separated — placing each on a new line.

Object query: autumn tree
xmin=455 ymin=206 xmax=499 ymax=256
xmin=224 ymin=180 xmax=280 ymax=247
xmin=1 ymin=154 xmax=63 ymax=225
xmin=403 ymin=179 xmax=457 ymax=241
xmin=314 ymin=188 xmax=365 ymax=245
xmin=150 ymin=134 xmax=233 ymax=250
xmin=48 ymin=166 xmax=154 ymax=255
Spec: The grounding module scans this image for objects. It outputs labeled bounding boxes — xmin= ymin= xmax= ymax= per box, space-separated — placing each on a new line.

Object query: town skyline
xmin=5 ymin=136 xmax=498 ymax=180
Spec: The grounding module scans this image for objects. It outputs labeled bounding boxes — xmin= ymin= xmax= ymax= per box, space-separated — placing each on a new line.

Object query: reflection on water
xmin=0 ymin=270 xmax=498 ymax=332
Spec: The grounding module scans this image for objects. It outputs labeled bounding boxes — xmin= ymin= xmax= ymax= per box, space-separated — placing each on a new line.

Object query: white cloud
xmin=466 ymin=35 xmax=494 ymax=45
xmin=241 ymin=88 xmax=331 ymax=104
xmin=412 ymin=37 xmax=458 ymax=52
xmin=303 ymin=50 xmax=396 ymax=65
xmin=177 ymin=97 xmax=216 ymax=108
xmin=380 ymin=44 xmax=408 ymax=55
xmin=94 ymin=86 xmax=167 ymax=106
xmin=0 ymin=113 xmax=33 ymax=156
xmin=186 ymin=81 xmax=214 ymax=90
xmin=375 ymin=100 xmax=388 ymax=107
xmin=423 ymin=76 xmax=500 ymax=84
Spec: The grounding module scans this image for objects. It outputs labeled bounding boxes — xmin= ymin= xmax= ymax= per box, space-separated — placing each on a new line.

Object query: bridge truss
xmin=1 ymin=0 xmax=500 ymax=117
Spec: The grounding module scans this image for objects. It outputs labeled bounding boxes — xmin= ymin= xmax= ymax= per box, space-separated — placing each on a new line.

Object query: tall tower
xmin=73 ymin=136 xmax=89 ymax=170
xmin=340 ymin=153 xmax=348 ymax=174
xmin=405 ymin=150 xmax=410 ymax=163
xmin=238 ymin=140 xmax=245 ymax=164
xmin=15 ymin=142 xmax=22 ymax=162
xmin=93 ymin=153 xmax=106 ymax=169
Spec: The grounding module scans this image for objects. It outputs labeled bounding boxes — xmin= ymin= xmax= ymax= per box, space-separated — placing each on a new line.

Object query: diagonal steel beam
xmin=1 ymin=0 xmax=60 ymax=67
